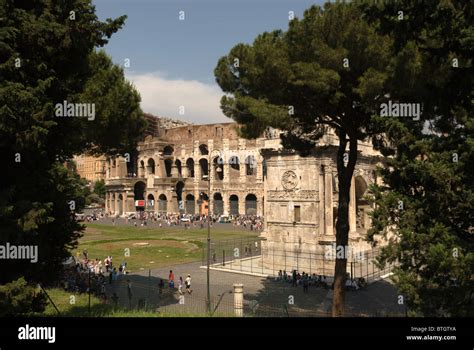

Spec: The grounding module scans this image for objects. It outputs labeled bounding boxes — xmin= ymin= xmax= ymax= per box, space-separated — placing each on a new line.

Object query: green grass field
xmin=75 ymin=223 xmax=259 ymax=272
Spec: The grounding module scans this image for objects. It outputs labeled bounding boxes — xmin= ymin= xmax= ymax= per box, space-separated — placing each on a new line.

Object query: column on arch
xmin=324 ymin=167 xmax=334 ymax=236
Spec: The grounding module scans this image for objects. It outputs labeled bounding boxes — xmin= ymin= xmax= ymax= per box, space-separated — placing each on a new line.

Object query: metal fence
xmin=202 ymin=236 xmax=264 ymax=272
xmin=205 ymin=239 xmax=396 ymax=283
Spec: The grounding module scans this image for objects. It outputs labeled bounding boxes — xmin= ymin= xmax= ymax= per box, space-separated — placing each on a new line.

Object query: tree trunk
xmin=332 ymin=130 xmax=357 ymax=317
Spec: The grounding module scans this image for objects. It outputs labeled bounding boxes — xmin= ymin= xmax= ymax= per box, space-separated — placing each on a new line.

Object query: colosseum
xmin=104 ymin=119 xmax=281 ymax=217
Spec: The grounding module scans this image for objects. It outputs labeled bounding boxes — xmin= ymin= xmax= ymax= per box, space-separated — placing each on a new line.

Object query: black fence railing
xmin=204 ymin=240 xmax=396 ymax=283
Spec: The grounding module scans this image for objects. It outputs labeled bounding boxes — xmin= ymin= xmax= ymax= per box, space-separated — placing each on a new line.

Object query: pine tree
xmin=214 ymin=3 xmax=394 ymax=316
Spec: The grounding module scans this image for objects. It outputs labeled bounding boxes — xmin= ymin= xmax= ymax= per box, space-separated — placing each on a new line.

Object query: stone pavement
xmin=107 ymin=260 xmax=405 ymax=317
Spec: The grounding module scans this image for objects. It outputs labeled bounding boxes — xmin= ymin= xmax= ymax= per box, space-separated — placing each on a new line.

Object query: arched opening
xmin=213 ymin=156 xmax=224 ymax=180
xmin=175 ymin=159 xmax=182 ymax=177
xmin=126 ymin=151 xmax=138 ymax=177
xmin=139 ymin=160 xmax=145 ymax=177
xmin=163 ymin=145 xmax=174 ymax=156
xmin=185 ymin=194 xmax=195 ymax=214
xmin=199 ymin=158 xmax=208 ymax=179
xmin=147 ymin=193 xmax=155 ymax=210
xmin=229 ymin=156 xmax=240 ymax=177
xmin=355 ymin=176 xmax=369 ymax=229
xmin=199 ymin=144 xmax=208 ymax=155
xmin=147 ymin=158 xmax=155 ymax=175
xmin=158 ymin=194 xmax=167 ymax=212
xmin=229 ymin=194 xmax=239 ymax=215
xmin=164 ymin=159 xmax=173 ymax=177
xmin=176 ymin=181 xmax=185 ymax=212
xmin=245 ymin=155 xmax=256 ymax=176
xmin=186 ymin=158 xmax=195 ymax=178
xmin=213 ymin=193 xmax=223 ymax=215
xmin=134 ymin=181 xmax=146 ymax=211
xmin=118 ymin=194 xmax=123 ymax=215
xmin=245 ymin=194 xmax=257 ymax=215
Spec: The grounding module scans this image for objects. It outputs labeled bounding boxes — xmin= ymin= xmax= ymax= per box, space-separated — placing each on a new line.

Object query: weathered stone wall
xmin=105 ymin=122 xmax=269 ymax=216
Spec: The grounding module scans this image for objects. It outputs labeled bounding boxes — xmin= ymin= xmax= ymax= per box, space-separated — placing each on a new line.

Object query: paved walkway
xmin=107 ymin=260 xmax=405 ymax=317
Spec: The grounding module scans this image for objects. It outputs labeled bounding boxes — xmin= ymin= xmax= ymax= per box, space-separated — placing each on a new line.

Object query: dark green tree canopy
xmin=361 ymin=0 xmax=473 ymax=316
xmin=0 ymin=0 xmax=146 ymax=287
xmin=215 ymin=4 xmax=394 ymax=146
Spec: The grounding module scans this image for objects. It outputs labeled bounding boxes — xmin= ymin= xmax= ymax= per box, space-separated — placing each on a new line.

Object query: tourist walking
xmin=178 ymin=276 xmax=183 ymax=295
xmin=169 ymin=270 xmax=175 ymax=288
xmin=185 ymin=274 xmax=192 ymax=294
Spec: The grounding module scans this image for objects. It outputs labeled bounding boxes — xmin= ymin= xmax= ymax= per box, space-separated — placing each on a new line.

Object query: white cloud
xmin=125 ymin=71 xmax=231 ymax=124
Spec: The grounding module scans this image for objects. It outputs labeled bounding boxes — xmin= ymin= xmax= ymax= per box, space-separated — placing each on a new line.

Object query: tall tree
xmin=215 ymin=3 xmax=393 ymax=316
xmin=361 ymin=1 xmax=474 ymax=316
xmin=0 ymin=0 xmax=146 ymax=289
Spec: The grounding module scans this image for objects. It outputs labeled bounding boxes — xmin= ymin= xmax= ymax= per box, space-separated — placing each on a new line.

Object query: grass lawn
xmin=74 ymin=223 xmax=259 ymax=272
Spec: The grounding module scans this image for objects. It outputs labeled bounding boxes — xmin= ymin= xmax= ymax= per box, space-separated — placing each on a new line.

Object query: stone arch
xmin=147 ymin=158 xmax=155 ymax=175
xmin=163 ymin=145 xmax=174 ymax=156
xmin=245 ymin=155 xmax=256 ymax=176
xmin=186 ymin=158 xmax=195 ymax=177
xmin=213 ymin=156 xmax=224 ymax=180
xmin=199 ymin=144 xmax=209 ymax=155
xmin=213 ymin=193 xmax=223 ymax=214
xmin=199 ymin=158 xmax=208 ymax=179
xmin=229 ymin=194 xmax=239 ymax=215
xmin=147 ymin=193 xmax=155 ymax=210
xmin=229 ymin=155 xmax=240 ymax=177
xmin=139 ymin=160 xmax=145 ymax=177
xmin=158 ymin=194 xmax=167 ymax=212
xmin=245 ymin=194 xmax=257 ymax=215
xmin=185 ymin=194 xmax=195 ymax=214
xmin=164 ymin=159 xmax=173 ymax=177
xmin=175 ymin=159 xmax=182 ymax=177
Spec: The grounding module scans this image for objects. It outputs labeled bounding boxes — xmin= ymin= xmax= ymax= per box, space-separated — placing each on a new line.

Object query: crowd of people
xmin=231 ymin=215 xmax=263 ymax=231
xmin=58 ymin=250 xmax=128 ymax=304
xmin=276 ymin=270 xmax=367 ymax=292
xmin=93 ymin=210 xmax=264 ymax=232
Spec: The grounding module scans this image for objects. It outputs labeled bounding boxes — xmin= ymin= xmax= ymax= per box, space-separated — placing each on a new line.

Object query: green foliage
xmin=363 ymin=0 xmax=474 ymax=316
xmin=214 ymin=2 xmax=394 ymax=316
xmin=0 ymin=0 xmax=146 ymax=291
xmin=0 ymin=278 xmax=47 ymax=316
xmin=93 ymin=179 xmax=106 ymax=198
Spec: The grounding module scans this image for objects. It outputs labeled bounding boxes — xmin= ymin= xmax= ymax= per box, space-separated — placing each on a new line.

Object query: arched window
xmin=185 ymin=194 xmax=195 ymax=214
xmin=147 ymin=158 xmax=155 ymax=175
xmin=213 ymin=193 xmax=223 ymax=214
xmin=175 ymin=159 xmax=182 ymax=177
xmin=245 ymin=155 xmax=256 ymax=176
xmin=229 ymin=194 xmax=239 ymax=215
xmin=158 ymin=194 xmax=167 ymax=212
xmin=199 ymin=158 xmax=208 ymax=179
xmin=213 ymin=156 xmax=224 ymax=180
xmin=164 ymin=159 xmax=173 ymax=177
xmin=245 ymin=194 xmax=257 ymax=215
xmin=199 ymin=144 xmax=208 ymax=155
xmin=163 ymin=146 xmax=174 ymax=156
xmin=186 ymin=158 xmax=195 ymax=177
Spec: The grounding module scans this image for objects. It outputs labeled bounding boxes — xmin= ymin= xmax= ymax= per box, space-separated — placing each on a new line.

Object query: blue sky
xmin=94 ymin=0 xmax=325 ymax=123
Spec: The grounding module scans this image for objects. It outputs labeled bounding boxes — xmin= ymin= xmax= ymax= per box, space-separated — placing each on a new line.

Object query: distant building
xmin=73 ymin=154 xmax=106 ymax=183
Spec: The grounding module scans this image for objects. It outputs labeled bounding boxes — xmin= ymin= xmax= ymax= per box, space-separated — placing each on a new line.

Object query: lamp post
xmin=205 ymin=150 xmax=223 ymax=315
